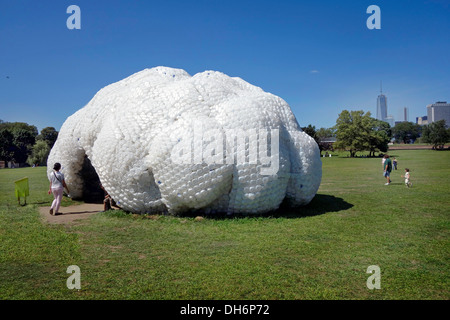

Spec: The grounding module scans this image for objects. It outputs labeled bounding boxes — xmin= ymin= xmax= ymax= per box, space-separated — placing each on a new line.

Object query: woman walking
xmin=48 ymin=162 xmax=69 ymax=215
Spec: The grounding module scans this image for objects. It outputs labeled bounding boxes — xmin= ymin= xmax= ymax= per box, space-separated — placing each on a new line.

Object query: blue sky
xmin=1 ymin=0 xmax=449 ymax=132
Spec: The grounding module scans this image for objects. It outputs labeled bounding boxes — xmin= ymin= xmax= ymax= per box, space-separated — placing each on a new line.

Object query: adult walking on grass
xmin=48 ymin=162 xmax=69 ymax=215
xmin=383 ymin=154 xmax=392 ymax=185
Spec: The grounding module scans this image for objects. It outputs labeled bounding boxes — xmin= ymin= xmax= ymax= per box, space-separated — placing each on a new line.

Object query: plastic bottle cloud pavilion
xmin=47 ymin=67 xmax=322 ymax=215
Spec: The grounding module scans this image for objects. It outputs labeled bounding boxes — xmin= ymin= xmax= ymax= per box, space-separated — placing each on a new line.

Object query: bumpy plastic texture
xmin=47 ymin=67 xmax=321 ymax=215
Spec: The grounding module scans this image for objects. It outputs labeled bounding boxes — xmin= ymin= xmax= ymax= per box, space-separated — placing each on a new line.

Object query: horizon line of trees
xmin=302 ymin=111 xmax=449 ymax=157
xmin=1 ymin=114 xmax=448 ymax=165
xmin=0 ymin=120 xmax=58 ymax=167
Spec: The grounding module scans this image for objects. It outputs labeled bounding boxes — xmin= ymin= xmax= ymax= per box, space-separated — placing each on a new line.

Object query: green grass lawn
xmin=0 ymin=149 xmax=448 ymax=300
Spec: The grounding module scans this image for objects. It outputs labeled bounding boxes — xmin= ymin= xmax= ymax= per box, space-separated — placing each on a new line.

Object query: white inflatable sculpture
xmin=48 ymin=67 xmax=321 ymax=215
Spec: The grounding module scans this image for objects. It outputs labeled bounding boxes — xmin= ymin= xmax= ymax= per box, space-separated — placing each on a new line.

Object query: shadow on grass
xmin=178 ymin=194 xmax=354 ymax=220
xmin=269 ymin=194 xmax=354 ymax=219
xmin=106 ymin=195 xmax=354 ymax=220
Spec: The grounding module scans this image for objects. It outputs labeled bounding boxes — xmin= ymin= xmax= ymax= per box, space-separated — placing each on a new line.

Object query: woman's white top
xmin=50 ymin=171 xmax=64 ymax=189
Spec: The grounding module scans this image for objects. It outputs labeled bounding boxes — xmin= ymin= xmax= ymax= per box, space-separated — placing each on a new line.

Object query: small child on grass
xmin=401 ymin=168 xmax=412 ymax=188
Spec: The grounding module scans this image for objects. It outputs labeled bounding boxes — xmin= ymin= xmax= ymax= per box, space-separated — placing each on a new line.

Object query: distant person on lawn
xmin=393 ymin=157 xmax=398 ymax=170
xmin=383 ymin=154 xmax=392 ymax=185
xmin=48 ymin=162 xmax=70 ymax=215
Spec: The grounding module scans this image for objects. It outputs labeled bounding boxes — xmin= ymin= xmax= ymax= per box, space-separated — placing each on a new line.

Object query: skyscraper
xmin=427 ymin=101 xmax=450 ymax=127
xmin=376 ymin=81 xmax=387 ymax=122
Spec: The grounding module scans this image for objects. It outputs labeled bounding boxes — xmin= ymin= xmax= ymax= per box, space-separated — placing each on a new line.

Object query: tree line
xmin=302 ymin=110 xmax=450 ymax=157
xmin=0 ymin=120 xmax=58 ymax=167
xmin=1 ymin=112 xmax=448 ymax=165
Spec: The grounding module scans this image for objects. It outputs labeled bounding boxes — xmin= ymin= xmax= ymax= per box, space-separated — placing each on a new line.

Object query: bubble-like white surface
xmin=47 ymin=67 xmax=321 ymax=215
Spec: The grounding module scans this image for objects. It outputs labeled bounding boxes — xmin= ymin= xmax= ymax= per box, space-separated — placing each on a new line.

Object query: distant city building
xmin=320 ymin=137 xmax=337 ymax=143
xmin=416 ymin=116 xmax=428 ymax=125
xmin=427 ymin=101 xmax=450 ymax=127
xmin=395 ymin=107 xmax=408 ymax=127
xmin=376 ymin=81 xmax=388 ymax=123
xmin=377 ymin=94 xmax=387 ymax=122
xmin=403 ymin=107 xmax=408 ymax=122
xmin=385 ymin=115 xmax=395 ymax=127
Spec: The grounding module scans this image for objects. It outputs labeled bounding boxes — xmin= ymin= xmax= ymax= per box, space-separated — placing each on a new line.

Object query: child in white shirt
xmin=401 ymin=168 xmax=412 ymax=188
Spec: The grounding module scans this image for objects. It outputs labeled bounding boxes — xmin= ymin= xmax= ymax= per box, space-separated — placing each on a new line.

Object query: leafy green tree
xmin=0 ymin=122 xmax=38 ymax=137
xmin=36 ymin=127 xmax=58 ymax=148
xmin=0 ymin=129 xmax=15 ymax=161
xmin=392 ymin=121 xmax=421 ymax=144
xmin=333 ymin=110 xmax=372 ymax=157
xmin=316 ymin=127 xmax=335 ymax=139
xmin=422 ymin=120 xmax=449 ymax=149
xmin=12 ymin=129 xmax=36 ymax=163
xmin=27 ymin=140 xmax=50 ymax=166
xmin=368 ymin=119 xmax=391 ymax=157
xmin=316 ymin=127 xmax=336 ymax=154
xmin=0 ymin=122 xmax=38 ymax=164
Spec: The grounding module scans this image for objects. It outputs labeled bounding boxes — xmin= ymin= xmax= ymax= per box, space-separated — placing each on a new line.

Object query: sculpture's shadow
xmin=190 ymin=194 xmax=353 ymax=220
xmin=270 ymin=194 xmax=354 ymax=219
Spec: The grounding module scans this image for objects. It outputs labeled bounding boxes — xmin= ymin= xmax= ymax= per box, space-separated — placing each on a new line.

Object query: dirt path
xmin=39 ymin=203 xmax=104 ymax=225
xmin=389 ymin=144 xmax=449 ymax=150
